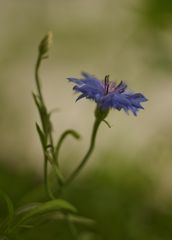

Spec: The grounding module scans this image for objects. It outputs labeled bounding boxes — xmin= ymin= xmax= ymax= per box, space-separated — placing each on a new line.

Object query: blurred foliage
xmin=133 ymin=0 xmax=172 ymax=72
xmin=1 ymin=155 xmax=172 ymax=240
xmin=142 ymin=0 xmax=172 ymax=29
xmin=65 ymin=162 xmax=172 ymax=240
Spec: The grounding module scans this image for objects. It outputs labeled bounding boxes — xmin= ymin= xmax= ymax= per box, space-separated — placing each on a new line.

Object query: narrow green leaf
xmin=67 ymin=214 xmax=96 ymax=227
xmin=40 ymin=106 xmax=50 ymax=136
xmin=16 ymin=199 xmax=77 ymax=224
xmin=55 ymin=129 xmax=81 ymax=161
xmin=0 ymin=190 xmax=14 ymax=224
xmin=15 ymin=202 xmax=41 ymax=215
xmin=18 ymin=224 xmax=33 ymax=229
xmin=36 ymin=123 xmax=46 ymax=148
xmin=51 ymin=213 xmax=96 ymax=227
xmin=32 ymin=92 xmax=41 ymax=110
xmin=33 ymin=93 xmax=50 ymax=135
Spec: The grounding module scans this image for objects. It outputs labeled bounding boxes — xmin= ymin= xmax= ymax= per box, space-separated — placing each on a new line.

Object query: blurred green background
xmin=0 ymin=0 xmax=172 ymax=239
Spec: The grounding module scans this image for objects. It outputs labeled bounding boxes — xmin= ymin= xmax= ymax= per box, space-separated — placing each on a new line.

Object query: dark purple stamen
xmin=104 ymin=75 xmax=110 ymax=95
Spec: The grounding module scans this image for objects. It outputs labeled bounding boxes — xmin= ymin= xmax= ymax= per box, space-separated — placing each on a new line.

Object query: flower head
xmin=68 ymin=72 xmax=148 ymax=116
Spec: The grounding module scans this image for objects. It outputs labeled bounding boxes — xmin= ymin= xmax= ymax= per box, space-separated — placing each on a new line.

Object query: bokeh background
xmin=0 ymin=0 xmax=172 ymax=239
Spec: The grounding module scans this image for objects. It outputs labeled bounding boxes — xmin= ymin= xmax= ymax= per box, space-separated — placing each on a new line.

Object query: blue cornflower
xmin=68 ymin=72 xmax=147 ymax=116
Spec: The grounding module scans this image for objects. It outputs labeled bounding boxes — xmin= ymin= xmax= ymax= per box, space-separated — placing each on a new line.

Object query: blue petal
xmin=81 ymin=72 xmax=104 ymax=90
xmin=115 ymin=81 xmax=127 ymax=93
xmin=68 ymin=72 xmax=104 ymax=90
xmin=126 ymin=93 xmax=148 ymax=110
xmin=126 ymin=93 xmax=148 ymax=102
xmin=99 ymin=92 xmax=147 ymax=115
xmin=68 ymin=77 xmax=84 ymax=85
xmin=68 ymin=73 xmax=104 ymax=102
xmin=73 ymin=85 xmax=103 ymax=102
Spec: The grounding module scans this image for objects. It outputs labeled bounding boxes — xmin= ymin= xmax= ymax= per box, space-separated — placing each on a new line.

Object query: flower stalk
xmin=63 ymin=107 xmax=109 ymax=188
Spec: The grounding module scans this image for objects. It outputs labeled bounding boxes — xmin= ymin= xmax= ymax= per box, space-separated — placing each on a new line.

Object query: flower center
xmin=104 ymin=75 xmax=116 ymax=95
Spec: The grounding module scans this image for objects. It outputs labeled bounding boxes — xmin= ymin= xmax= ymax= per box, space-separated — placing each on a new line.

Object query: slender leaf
xmin=36 ymin=123 xmax=46 ymax=148
xmin=16 ymin=199 xmax=77 ymax=225
xmin=15 ymin=202 xmax=41 ymax=216
xmin=32 ymin=93 xmax=41 ymax=111
xmin=0 ymin=191 xmax=14 ymax=224
xmin=33 ymin=93 xmax=50 ymax=135
xmin=50 ymin=213 xmax=96 ymax=227
xmin=55 ymin=129 xmax=81 ymax=161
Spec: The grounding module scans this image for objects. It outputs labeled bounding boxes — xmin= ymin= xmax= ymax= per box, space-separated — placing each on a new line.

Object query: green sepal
xmin=103 ymin=119 xmax=111 ymax=128
xmin=95 ymin=106 xmax=109 ymax=121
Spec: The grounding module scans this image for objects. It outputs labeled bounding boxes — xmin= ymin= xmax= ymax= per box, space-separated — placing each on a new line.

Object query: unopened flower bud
xmin=39 ymin=31 xmax=53 ymax=57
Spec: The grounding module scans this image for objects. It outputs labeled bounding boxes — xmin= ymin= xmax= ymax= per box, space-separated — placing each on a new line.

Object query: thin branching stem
xmin=35 ymin=52 xmax=56 ymax=199
xmin=35 ymin=54 xmax=44 ymax=105
xmin=43 ymin=155 xmax=55 ymax=199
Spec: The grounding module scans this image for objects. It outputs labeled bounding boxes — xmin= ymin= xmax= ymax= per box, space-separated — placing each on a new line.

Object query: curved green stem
xmin=44 ymin=155 xmax=55 ymax=199
xmin=55 ymin=130 xmax=80 ymax=166
xmin=35 ymin=54 xmax=44 ymax=105
xmin=52 ymin=162 xmax=65 ymax=185
xmin=56 ymin=108 xmax=109 ymax=196
xmin=65 ymin=117 xmax=102 ymax=186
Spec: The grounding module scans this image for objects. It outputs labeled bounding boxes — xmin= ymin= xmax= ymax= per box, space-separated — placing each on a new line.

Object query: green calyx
xmin=95 ymin=106 xmax=109 ymax=121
